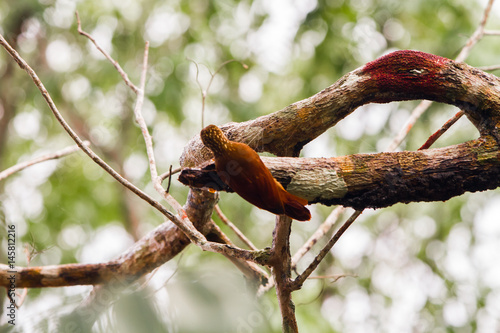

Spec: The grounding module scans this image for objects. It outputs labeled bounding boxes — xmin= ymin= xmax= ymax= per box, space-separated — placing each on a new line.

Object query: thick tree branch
xmin=180 ymin=50 xmax=500 ymax=210
xmin=181 ymin=50 xmax=500 ymax=170
xmin=387 ymin=0 xmax=496 ymax=152
xmin=180 ymin=136 xmax=500 ymax=209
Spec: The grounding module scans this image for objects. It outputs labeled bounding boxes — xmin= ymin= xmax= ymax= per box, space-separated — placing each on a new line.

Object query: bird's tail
xmin=282 ymin=191 xmax=311 ymax=221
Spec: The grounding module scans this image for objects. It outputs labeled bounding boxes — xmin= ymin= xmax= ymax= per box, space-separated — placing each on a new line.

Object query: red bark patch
xmin=362 ymin=50 xmax=452 ymax=103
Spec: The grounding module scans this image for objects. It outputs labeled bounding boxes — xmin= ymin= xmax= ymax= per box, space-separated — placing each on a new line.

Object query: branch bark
xmin=270 ymin=216 xmax=298 ymax=333
xmin=181 ymin=51 xmax=500 ymax=170
xmin=180 ymin=50 xmax=500 ymax=210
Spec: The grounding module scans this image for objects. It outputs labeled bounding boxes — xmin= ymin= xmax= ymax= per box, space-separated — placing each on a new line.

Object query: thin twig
xmin=188 ymin=58 xmax=247 ymax=128
xmin=75 ymin=11 xmax=139 ymax=94
xmin=0 ymin=142 xmax=89 ymax=181
xmin=215 ymin=205 xmax=258 ymax=251
xmin=483 ymin=30 xmax=500 ymax=36
xmin=418 ymin=110 xmax=465 ymax=150
xmin=386 ymin=100 xmax=433 ymax=151
xmin=292 ymin=210 xmax=362 ymax=291
xmin=132 ymin=41 xmax=158 ymax=180
xmin=166 ymin=165 xmax=173 ymax=193
xmin=130 ymin=43 xmax=193 ymax=217
xmin=291 ymin=206 xmax=345 ymax=268
xmin=455 ymin=0 xmax=495 ymax=62
xmin=0 ymin=33 xmax=264 ymax=264
xmin=307 ymin=274 xmax=356 ymax=282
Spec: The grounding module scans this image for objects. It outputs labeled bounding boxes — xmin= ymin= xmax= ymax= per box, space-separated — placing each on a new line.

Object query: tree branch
xmin=270 ymin=215 xmax=298 ymax=333
xmin=1 ymin=30 xmax=274 ymax=270
xmin=292 ymin=210 xmax=363 ymax=290
xmin=0 ymin=189 xmax=268 ymax=289
xmin=387 ymin=0 xmax=495 ymax=151
xmin=180 ymin=50 xmax=500 ymax=210
xmin=181 ymin=50 xmax=500 ymax=171
xmin=0 ymin=142 xmax=89 ymax=181
xmin=75 ymin=11 xmax=139 ymax=94
xmin=179 ymin=136 xmax=500 ymax=209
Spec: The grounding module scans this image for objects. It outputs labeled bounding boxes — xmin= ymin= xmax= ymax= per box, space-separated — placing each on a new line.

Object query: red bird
xmin=200 ymin=124 xmax=311 ymax=221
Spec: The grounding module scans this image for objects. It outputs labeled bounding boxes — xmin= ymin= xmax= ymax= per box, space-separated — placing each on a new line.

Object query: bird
xmin=200 ymin=124 xmax=311 ymax=221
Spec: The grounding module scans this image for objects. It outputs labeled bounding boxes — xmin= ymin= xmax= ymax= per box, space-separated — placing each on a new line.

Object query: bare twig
xmin=128 ymin=42 xmax=202 ymax=233
xmin=128 ymin=40 xmax=162 ymax=184
xmin=292 ymin=210 xmax=362 ymax=291
xmin=477 ymin=64 xmax=500 ymax=71
xmin=418 ymin=110 xmax=465 ymax=150
xmin=455 ymin=0 xmax=495 ymax=62
xmin=215 ymin=205 xmax=258 ymax=251
xmin=75 ymin=11 xmax=139 ymax=94
xmin=307 ymin=274 xmax=356 ymax=282
xmin=166 ymin=165 xmax=173 ymax=193
xmin=291 ymin=206 xmax=346 ymax=268
xmin=270 ymin=215 xmax=298 ymax=333
xmin=386 ymin=100 xmax=433 ymax=151
xmin=386 ymin=0 xmax=495 ymax=152
xmin=188 ymin=58 xmax=248 ymax=128
xmin=0 ymin=142 xmax=89 ymax=181
xmin=484 ymin=30 xmax=500 ymax=36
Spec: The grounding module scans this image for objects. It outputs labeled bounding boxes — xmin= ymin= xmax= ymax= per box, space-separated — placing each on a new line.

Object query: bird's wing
xmin=216 ymin=143 xmax=284 ymax=214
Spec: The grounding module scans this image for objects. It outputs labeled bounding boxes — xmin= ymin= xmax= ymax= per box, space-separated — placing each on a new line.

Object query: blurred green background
xmin=1 ymin=0 xmax=500 ymax=332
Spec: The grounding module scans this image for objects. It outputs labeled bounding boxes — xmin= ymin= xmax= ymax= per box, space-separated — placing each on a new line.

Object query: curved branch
xmin=180 ymin=50 xmax=500 ymax=168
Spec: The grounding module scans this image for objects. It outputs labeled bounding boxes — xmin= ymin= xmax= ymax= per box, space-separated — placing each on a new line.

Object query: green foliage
xmin=1 ymin=0 xmax=500 ymax=332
